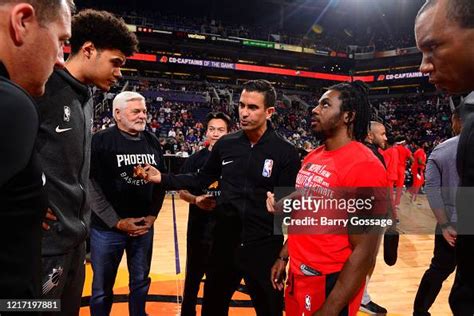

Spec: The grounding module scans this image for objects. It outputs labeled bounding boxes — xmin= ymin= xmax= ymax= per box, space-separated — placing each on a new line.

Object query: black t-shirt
xmin=365 ymin=142 xmax=386 ymax=168
xmin=0 ymin=63 xmax=47 ymax=300
xmin=180 ymin=147 xmax=218 ymax=242
xmin=90 ymin=126 xmax=166 ymax=230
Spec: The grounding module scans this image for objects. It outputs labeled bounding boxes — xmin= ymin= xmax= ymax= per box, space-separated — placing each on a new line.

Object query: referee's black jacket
xmin=162 ymin=123 xmax=300 ymax=243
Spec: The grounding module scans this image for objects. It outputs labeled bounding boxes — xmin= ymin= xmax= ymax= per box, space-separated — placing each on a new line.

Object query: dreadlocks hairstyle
xmin=328 ymin=80 xmax=371 ymax=142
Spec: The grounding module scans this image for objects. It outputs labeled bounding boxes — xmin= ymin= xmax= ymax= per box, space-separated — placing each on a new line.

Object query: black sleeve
xmin=180 ymin=153 xmax=196 ymax=173
xmin=89 ymin=133 xmax=121 ymax=227
xmin=0 ymin=86 xmax=37 ymax=186
xmin=274 ymin=145 xmax=301 ymax=200
xmin=89 ymin=178 xmax=120 ymax=228
xmin=89 ymin=133 xmax=103 ymax=182
xmin=151 ymin=145 xmax=167 ymax=215
xmin=457 ymin=112 xmax=474 ymax=185
xmin=277 ymin=145 xmax=301 ymax=187
xmin=162 ymin=142 xmax=222 ymax=191
xmin=456 ymin=111 xmax=474 ymax=234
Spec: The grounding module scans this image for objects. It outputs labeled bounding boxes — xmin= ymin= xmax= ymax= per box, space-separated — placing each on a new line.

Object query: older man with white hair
xmin=89 ymin=91 xmax=166 ymax=316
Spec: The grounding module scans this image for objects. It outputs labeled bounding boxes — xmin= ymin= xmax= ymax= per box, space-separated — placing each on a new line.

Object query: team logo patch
xmin=305 ymin=294 xmax=312 ymax=311
xmin=63 ymin=106 xmax=71 ymax=122
xmin=262 ymin=159 xmax=274 ymax=178
xmin=208 ymin=181 xmax=219 ymax=189
xmin=42 ymin=266 xmax=63 ymax=295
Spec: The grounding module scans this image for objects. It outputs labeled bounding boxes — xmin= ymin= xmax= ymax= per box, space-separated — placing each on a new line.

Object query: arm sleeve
xmin=425 ymin=155 xmax=445 ymax=211
xmin=88 ymin=134 xmax=120 ymax=228
xmin=180 ymin=154 xmax=195 ymax=173
xmin=274 ymin=146 xmax=300 ymax=200
xmin=457 ymin=112 xmax=474 ymax=184
xmin=150 ymin=148 xmax=167 ymax=216
xmin=89 ymin=179 xmax=121 ymax=228
xmin=162 ymin=142 xmax=221 ymax=191
xmin=277 ymin=147 xmax=301 ymax=187
xmin=456 ymin=110 xmax=474 ymax=232
xmin=0 ymin=89 xmax=37 ymax=186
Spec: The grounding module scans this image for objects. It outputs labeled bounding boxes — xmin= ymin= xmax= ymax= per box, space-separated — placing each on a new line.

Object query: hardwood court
xmin=79 ymin=191 xmax=454 ymax=315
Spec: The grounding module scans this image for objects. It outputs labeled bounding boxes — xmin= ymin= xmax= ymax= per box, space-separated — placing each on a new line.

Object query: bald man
xmin=361 ymin=121 xmax=388 ymax=315
xmin=415 ymin=0 xmax=474 ymax=313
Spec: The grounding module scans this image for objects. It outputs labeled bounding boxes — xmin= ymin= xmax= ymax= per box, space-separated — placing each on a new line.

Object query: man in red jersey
xmin=409 ymin=142 xmax=428 ymax=201
xmin=393 ymin=136 xmax=414 ymax=219
xmin=268 ymin=81 xmax=388 ymax=316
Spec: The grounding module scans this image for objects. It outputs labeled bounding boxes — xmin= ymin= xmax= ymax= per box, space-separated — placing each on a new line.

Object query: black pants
xmin=41 ymin=243 xmax=86 ymax=316
xmin=202 ymin=218 xmax=284 ymax=316
xmin=449 ymin=235 xmax=474 ymax=315
xmin=181 ymin=239 xmax=212 ymax=316
xmin=413 ymin=225 xmax=456 ymax=316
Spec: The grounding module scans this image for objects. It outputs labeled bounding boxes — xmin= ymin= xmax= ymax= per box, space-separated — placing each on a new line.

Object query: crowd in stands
xmin=76 ymin=3 xmax=416 ymax=53
xmin=91 ymin=80 xmax=453 ymax=162
xmin=375 ymin=95 xmax=453 ymax=150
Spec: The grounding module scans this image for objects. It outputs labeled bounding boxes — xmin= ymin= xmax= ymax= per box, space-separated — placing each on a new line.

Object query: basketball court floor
xmin=79 ymin=191 xmax=453 ymax=315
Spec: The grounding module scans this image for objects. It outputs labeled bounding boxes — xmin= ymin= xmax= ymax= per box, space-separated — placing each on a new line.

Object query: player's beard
xmin=311 ymin=112 xmax=344 ymax=142
xmin=311 ymin=129 xmax=327 ymax=142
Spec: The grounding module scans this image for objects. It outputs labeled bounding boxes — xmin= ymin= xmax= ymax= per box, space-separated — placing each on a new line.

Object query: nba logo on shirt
xmin=305 ymin=294 xmax=311 ymax=311
xmin=262 ymin=159 xmax=273 ymax=178
xmin=63 ymin=106 xmax=71 ymax=122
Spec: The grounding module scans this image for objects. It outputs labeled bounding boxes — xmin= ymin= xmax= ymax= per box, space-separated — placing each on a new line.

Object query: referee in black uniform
xmin=141 ymin=80 xmax=301 ymax=316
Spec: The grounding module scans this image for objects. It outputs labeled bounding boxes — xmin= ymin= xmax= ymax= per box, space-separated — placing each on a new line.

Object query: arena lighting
xmin=356 ymin=65 xmax=420 ymax=74
xmin=62 ymin=47 xmax=376 ymax=82
xmin=234 ymin=64 xmax=374 ymax=82
xmin=268 ymin=63 xmax=286 ymax=68
xmin=304 ymin=0 xmax=338 ymax=38
xmin=63 ymin=46 xmax=156 ymax=62
xmin=237 ymin=59 xmax=258 ymax=64
xmin=128 ymin=53 xmax=157 ymax=62
xmin=370 ymin=84 xmax=420 ymax=90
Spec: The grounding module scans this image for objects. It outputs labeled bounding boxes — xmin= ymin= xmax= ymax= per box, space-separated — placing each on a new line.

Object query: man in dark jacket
xmin=178 ymin=112 xmax=231 ymax=316
xmin=35 ymin=9 xmax=137 ymax=315
xmin=142 ymin=80 xmax=301 ymax=316
xmin=415 ymin=0 xmax=474 ymax=314
xmin=0 ymin=0 xmax=72 ymax=304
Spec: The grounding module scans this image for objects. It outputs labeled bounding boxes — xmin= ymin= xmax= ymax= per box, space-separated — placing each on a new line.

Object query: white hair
xmin=112 ymin=91 xmax=145 ymax=120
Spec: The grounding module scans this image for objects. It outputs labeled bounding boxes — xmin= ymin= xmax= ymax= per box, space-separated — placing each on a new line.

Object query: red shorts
xmin=396 ymin=169 xmax=406 ymax=188
xmin=412 ymin=172 xmax=424 ymax=188
xmin=285 ymin=270 xmax=364 ymax=316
